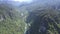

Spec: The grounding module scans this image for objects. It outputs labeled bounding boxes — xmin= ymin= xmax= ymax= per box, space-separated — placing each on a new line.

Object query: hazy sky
xmin=13 ymin=0 xmax=32 ymax=2
xmin=0 ymin=0 xmax=33 ymax=3
xmin=0 ymin=0 xmax=60 ymax=6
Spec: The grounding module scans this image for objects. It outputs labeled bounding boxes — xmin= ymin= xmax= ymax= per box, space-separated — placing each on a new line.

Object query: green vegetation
xmin=0 ymin=3 xmax=27 ymax=34
xmin=26 ymin=7 xmax=60 ymax=34
xmin=0 ymin=1 xmax=60 ymax=34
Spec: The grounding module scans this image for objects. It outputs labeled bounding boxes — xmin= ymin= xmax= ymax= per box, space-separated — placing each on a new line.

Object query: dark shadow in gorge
xmin=25 ymin=8 xmax=60 ymax=34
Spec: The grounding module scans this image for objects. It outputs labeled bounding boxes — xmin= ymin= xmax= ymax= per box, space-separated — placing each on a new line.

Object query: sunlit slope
xmin=0 ymin=3 xmax=26 ymax=34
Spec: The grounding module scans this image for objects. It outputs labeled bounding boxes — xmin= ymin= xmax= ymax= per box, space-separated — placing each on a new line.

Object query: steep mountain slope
xmin=0 ymin=2 xmax=27 ymax=34
xmin=26 ymin=6 xmax=60 ymax=34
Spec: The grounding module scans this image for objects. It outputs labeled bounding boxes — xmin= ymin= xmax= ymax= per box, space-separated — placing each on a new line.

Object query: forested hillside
xmin=0 ymin=2 xmax=28 ymax=34
xmin=0 ymin=0 xmax=60 ymax=34
xmin=26 ymin=7 xmax=60 ymax=34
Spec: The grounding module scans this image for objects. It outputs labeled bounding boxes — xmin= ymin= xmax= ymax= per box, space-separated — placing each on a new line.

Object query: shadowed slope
xmin=26 ymin=7 xmax=60 ymax=34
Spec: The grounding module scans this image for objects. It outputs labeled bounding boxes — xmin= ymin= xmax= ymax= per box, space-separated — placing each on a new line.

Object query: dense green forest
xmin=0 ymin=0 xmax=60 ymax=34
xmin=26 ymin=7 xmax=60 ymax=34
xmin=0 ymin=2 xmax=28 ymax=34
